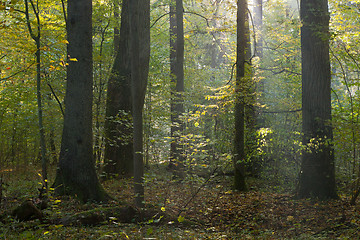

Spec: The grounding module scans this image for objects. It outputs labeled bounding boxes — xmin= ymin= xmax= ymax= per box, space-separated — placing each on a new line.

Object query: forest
xmin=1 ymin=0 xmax=360 ymax=238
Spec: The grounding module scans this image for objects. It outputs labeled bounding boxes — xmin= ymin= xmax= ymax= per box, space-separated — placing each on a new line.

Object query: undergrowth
xmin=1 ymin=164 xmax=360 ymax=239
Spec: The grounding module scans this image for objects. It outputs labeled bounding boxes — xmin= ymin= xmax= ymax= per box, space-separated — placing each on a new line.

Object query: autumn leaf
xmin=178 ymin=215 xmax=185 ymax=223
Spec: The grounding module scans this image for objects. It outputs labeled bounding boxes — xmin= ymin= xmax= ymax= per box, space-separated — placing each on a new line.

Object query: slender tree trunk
xmin=93 ymin=24 xmax=108 ymax=168
xmin=52 ymin=0 xmax=109 ymax=202
xmin=297 ymin=0 xmax=337 ymax=199
xmin=24 ymin=0 xmax=48 ymax=187
xmin=144 ymin=79 xmax=152 ymax=168
xmin=234 ymin=0 xmax=248 ymax=191
xmin=253 ymin=0 xmax=263 ymax=58
xmin=103 ymin=0 xmax=133 ymax=179
xmin=49 ymin=128 xmax=57 ymax=165
xmin=169 ymin=0 xmax=185 ymax=178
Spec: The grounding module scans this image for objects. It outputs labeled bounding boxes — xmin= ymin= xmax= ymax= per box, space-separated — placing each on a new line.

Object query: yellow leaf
xmin=161 ymin=207 xmax=165 ymax=212
xmin=61 ymin=40 xmax=69 ymax=44
xmin=69 ymin=58 xmax=78 ymax=62
xmin=178 ymin=215 xmax=185 ymax=223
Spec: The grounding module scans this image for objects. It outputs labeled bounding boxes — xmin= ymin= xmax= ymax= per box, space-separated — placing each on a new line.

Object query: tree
xmin=103 ymin=0 xmax=133 ymax=179
xmin=169 ymin=0 xmax=185 ymax=178
xmin=297 ymin=0 xmax=338 ymax=199
xmin=52 ymin=0 xmax=109 ymax=202
xmin=248 ymin=0 xmax=263 ymax=176
xmin=253 ymin=0 xmax=263 ymax=58
xmin=233 ymin=0 xmax=249 ymax=191
xmin=24 ymin=0 xmax=48 ymax=188
xmin=129 ymin=0 xmax=150 ymax=207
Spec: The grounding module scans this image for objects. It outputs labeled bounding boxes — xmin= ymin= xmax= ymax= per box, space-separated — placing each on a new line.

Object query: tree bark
xmin=52 ymin=0 xmax=109 ymax=202
xmin=253 ymin=0 xmax=263 ymax=58
xmin=169 ymin=0 xmax=185 ymax=178
xmin=103 ymin=0 xmax=133 ymax=179
xmin=129 ymin=0 xmax=150 ymax=208
xmin=113 ymin=0 xmax=120 ymax=54
xmin=298 ymin=0 xmax=338 ymax=199
xmin=233 ymin=0 xmax=248 ymax=191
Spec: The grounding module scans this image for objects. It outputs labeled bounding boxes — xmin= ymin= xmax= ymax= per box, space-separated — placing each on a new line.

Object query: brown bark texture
xmin=52 ymin=0 xmax=109 ymax=202
xmin=298 ymin=0 xmax=337 ymax=199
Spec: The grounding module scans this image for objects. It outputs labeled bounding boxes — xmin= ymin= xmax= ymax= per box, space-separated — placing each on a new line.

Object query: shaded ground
xmin=1 ymin=167 xmax=360 ymax=239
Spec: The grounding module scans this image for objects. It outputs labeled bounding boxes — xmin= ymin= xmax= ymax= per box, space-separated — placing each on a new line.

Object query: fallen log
xmin=56 ymin=206 xmax=138 ymax=226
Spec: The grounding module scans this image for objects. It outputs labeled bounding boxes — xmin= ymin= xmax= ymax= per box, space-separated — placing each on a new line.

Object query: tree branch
xmin=47 ymin=83 xmax=64 ymax=116
xmin=0 ymin=63 xmax=36 ymax=81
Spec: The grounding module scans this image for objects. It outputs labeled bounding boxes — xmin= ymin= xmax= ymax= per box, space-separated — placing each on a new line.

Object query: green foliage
xmin=328 ymin=0 xmax=360 ymax=196
xmin=0 ymin=0 xmax=66 ymax=168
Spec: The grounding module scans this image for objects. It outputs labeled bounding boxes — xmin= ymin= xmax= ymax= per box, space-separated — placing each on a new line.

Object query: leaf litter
xmin=1 ymin=170 xmax=360 ymax=239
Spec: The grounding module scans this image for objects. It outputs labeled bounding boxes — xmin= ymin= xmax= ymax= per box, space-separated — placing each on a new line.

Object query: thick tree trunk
xmin=234 ymin=0 xmax=248 ymax=191
xmin=129 ymin=0 xmax=150 ymax=208
xmin=298 ymin=0 xmax=337 ymax=199
xmin=103 ymin=0 xmax=133 ymax=179
xmin=52 ymin=0 xmax=109 ymax=202
xmin=169 ymin=0 xmax=185 ymax=178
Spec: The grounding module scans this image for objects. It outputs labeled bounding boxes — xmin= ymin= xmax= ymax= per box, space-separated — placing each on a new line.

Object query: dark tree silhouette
xmin=129 ymin=0 xmax=150 ymax=207
xmin=169 ymin=0 xmax=185 ymax=178
xmin=52 ymin=0 xmax=109 ymax=202
xmin=103 ymin=0 xmax=133 ymax=179
xmin=233 ymin=0 xmax=249 ymax=191
xmin=298 ymin=0 xmax=338 ymax=199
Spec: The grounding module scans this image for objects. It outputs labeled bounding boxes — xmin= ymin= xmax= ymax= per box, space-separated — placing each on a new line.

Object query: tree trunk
xmin=233 ymin=0 xmax=248 ymax=191
xmin=169 ymin=0 xmax=185 ymax=178
xmin=93 ymin=22 xmax=108 ymax=169
xmin=24 ymin=0 xmax=48 ymax=188
xmin=129 ymin=0 xmax=150 ymax=208
xmin=103 ymin=0 xmax=133 ymax=179
xmin=113 ymin=0 xmax=120 ymax=54
xmin=298 ymin=0 xmax=338 ymax=199
xmin=52 ymin=0 xmax=109 ymax=202
xmin=253 ymin=0 xmax=263 ymax=58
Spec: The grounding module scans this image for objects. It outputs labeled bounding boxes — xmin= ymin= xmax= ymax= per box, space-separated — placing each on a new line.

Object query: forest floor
xmin=1 ymin=166 xmax=360 ymax=239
